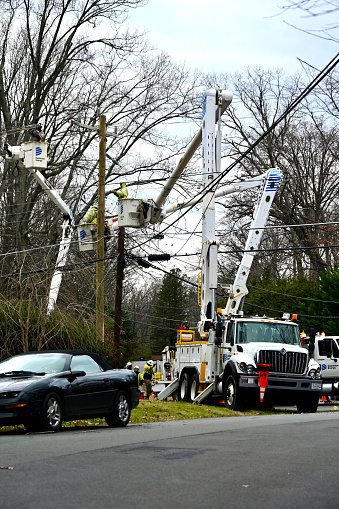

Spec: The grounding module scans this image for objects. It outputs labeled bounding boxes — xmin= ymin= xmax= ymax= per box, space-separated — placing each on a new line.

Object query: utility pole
xmin=96 ymin=115 xmax=106 ymax=343
xmin=112 ymin=226 xmax=125 ymax=368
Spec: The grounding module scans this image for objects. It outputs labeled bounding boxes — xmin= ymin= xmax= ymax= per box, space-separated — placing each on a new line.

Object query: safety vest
xmin=116 ymin=186 xmax=128 ymax=199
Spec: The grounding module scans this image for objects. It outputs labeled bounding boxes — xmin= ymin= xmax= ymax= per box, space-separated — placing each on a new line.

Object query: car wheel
xmin=106 ymin=390 xmax=131 ymax=427
xmin=224 ymin=375 xmax=244 ymax=411
xmin=178 ymin=373 xmax=189 ymax=401
xmin=296 ymin=392 xmax=319 ymax=413
xmin=188 ymin=374 xmax=198 ymax=402
xmin=41 ymin=392 xmax=63 ymax=431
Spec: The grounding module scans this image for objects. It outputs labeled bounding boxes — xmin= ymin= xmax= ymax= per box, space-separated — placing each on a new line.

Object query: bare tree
xmin=0 ymin=0 xmax=202 ymax=307
xmin=279 ymin=0 xmax=339 ymax=42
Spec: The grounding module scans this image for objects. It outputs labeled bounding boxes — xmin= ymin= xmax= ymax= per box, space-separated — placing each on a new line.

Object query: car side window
xmin=70 ymin=355 xmax=103 ymax=374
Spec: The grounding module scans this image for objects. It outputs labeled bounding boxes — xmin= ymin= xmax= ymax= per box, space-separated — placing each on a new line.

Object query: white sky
xmin=128 ymin=0 xmax=337 ymax=76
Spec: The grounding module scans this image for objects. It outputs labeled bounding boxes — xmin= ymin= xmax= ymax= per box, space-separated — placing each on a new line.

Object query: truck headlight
xmin=308 ymin=367 xmax=321 ymax=379
xmin=238 ymin=362 xmax=248 ymax=373
xmin=237 ymin=362 xmax=256 ymax=374
xmin=247 ymin=364 xmax=255 ymax=374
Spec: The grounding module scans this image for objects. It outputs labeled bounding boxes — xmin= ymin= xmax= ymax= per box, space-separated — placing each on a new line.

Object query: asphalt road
xmin=1 ymin=412 xmax=339 ymax=509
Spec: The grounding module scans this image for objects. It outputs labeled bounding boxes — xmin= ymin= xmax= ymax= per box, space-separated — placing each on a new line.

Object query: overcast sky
xmin=125 ymin=1 xmax=338 ymax=276
xmin=128 ymin=0 xmax=338 ymax=76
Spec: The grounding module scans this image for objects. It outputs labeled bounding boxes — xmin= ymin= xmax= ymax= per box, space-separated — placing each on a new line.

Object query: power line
xmin=245 ymin=301 xmax=339 ymax=320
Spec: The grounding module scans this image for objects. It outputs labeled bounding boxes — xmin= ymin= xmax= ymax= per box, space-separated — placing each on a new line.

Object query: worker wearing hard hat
xmin=125 ymin=361 xmax=132 ymax=370
xmin=134 ymin=365 xmax=143 ymax=389
xmin=142 ymin=360 xmax=154 ymax=399
xmin=113 ymin=183 xmax=128 ymax=200
xmin=84 ymin=205 xmax=97 ymax=225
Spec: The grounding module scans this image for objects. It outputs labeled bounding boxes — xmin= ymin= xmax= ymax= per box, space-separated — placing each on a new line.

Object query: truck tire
xmin=296 ymin=392 xmax=319 ymax=413
xmin=224 ymin=375 xmax=244 ymax=411
xmin=179 ymin=373 xmax=189 ymax=401
xmin=188 ymin=374 xmax=198 ymax=402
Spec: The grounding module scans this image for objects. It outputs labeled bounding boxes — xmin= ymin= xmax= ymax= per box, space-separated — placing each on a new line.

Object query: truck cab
xmin=220 ymin=316 xmax=322 ymax=411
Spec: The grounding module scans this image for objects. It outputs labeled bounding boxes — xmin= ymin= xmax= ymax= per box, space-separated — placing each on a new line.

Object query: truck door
xmin=223 ymin=321 xmax=234 ymax=364
xmin=317 ymin=337 xmax=339 ymax=379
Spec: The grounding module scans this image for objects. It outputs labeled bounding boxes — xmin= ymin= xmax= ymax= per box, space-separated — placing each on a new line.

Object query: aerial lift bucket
xmin=77 ymin=224 xmax=97 ymax=251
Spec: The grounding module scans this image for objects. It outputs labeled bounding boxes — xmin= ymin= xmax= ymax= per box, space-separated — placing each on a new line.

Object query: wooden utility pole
xmin=112 ymin=225 xmax=125 ymax=368
xmin=96 ymin=115 xmax=106 ymax=343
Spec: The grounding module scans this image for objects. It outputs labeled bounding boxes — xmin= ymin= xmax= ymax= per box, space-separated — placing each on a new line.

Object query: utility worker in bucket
xmin=84 ymin=206 xmax=97 ymax=225
xmin=113 ymin=183 xmax=128 ymax=200
xmin=142 ymin=360 xmax=154 ymax=399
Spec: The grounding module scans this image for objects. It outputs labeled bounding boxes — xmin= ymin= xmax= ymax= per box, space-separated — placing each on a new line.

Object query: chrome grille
xmin=257 ymin=350 xmax=307 ymax=375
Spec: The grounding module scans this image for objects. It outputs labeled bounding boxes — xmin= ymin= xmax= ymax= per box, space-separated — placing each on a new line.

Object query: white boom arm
xmin=164 ymin=175 xmax=265 ymax=216
xmin=152 ymin=89 xmax=233 ymax=221
xmin=4 ymin=141 xmax=75 ymax=314
xmin=222 ymin=168 xmax=282 ymax=317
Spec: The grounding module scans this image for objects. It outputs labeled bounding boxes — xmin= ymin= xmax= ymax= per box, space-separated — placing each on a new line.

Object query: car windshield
xmin=236 ymin=321 xmax=301 ymax=346
xmin=0 ymin=354 xmax=69 ymax=375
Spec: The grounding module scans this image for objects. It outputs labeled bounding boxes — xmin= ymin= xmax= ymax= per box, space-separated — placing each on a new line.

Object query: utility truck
xmin=157 ymin=89 xmax=322 ymax=412
xmin=309 ymin=331 xmax=339 ymax=400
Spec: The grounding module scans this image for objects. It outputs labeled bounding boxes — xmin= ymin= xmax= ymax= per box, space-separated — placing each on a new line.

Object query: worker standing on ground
xmin=125 ymin=361 xmax=132 ymax=370
xmin=113 ymin=183 xmax=128 ymax=200
xmin=134 ymin=365 xmax=143 ymax=390
xmin=142 ymin=360 xmax=154 ymax=399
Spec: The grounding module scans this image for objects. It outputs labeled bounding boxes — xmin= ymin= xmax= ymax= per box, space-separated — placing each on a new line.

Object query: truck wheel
xmin=296 ymin=392 xmax=319 ymax=413
xmin=179 ymin=373 xmax=189 ymax=401
xmin=188 ymin=374 xmax=198 ymax=402
xmin=224 ymin=375 xmax=243 ymax=411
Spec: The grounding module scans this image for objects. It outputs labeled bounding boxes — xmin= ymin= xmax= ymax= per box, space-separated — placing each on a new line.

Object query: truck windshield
xmin=236 ymin=321 xmax=301 ymax=346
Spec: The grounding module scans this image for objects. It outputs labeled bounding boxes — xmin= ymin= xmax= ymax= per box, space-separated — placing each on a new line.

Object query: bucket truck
xmin=157 ymin=90 xmax=322 ymax=412
xmin=3 ymin=129 xmax=75 ymax=314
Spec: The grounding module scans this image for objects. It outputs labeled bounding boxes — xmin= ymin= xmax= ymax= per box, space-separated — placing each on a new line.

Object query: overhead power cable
xmin=245 ymin=302 xmax=339 ymax=320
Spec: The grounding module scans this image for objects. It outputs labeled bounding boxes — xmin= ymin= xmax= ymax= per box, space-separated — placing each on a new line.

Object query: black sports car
xmin=0 ymin=350 xmax=139 ymax=432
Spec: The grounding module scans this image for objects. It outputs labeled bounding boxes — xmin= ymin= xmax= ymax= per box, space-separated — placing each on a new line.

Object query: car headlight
xmin=0 ymin=391 xmax=21 ymax=398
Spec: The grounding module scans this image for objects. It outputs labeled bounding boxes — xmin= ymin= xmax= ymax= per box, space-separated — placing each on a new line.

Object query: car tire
xmin=41 ymin=392 xmax=63 ymax=431
xmin=106 ymin=390 xmax=131 ymax=427
xmin=224 ymin=375 xmax=244 ymax=411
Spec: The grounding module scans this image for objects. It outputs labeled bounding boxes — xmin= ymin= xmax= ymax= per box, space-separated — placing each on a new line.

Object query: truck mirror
xmin=215 ymin=322 xmax=223 ymax=346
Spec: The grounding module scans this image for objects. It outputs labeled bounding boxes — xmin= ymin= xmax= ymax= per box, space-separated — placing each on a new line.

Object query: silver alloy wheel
xmin=46 ymin=395 xmax=61 ymax=429
xmin=118 ymin=393 xmax=129 ymax=423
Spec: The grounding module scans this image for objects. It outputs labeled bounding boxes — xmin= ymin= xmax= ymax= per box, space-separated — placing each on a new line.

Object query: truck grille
xmin=257 ymin=350 xmax=307 ymax=375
